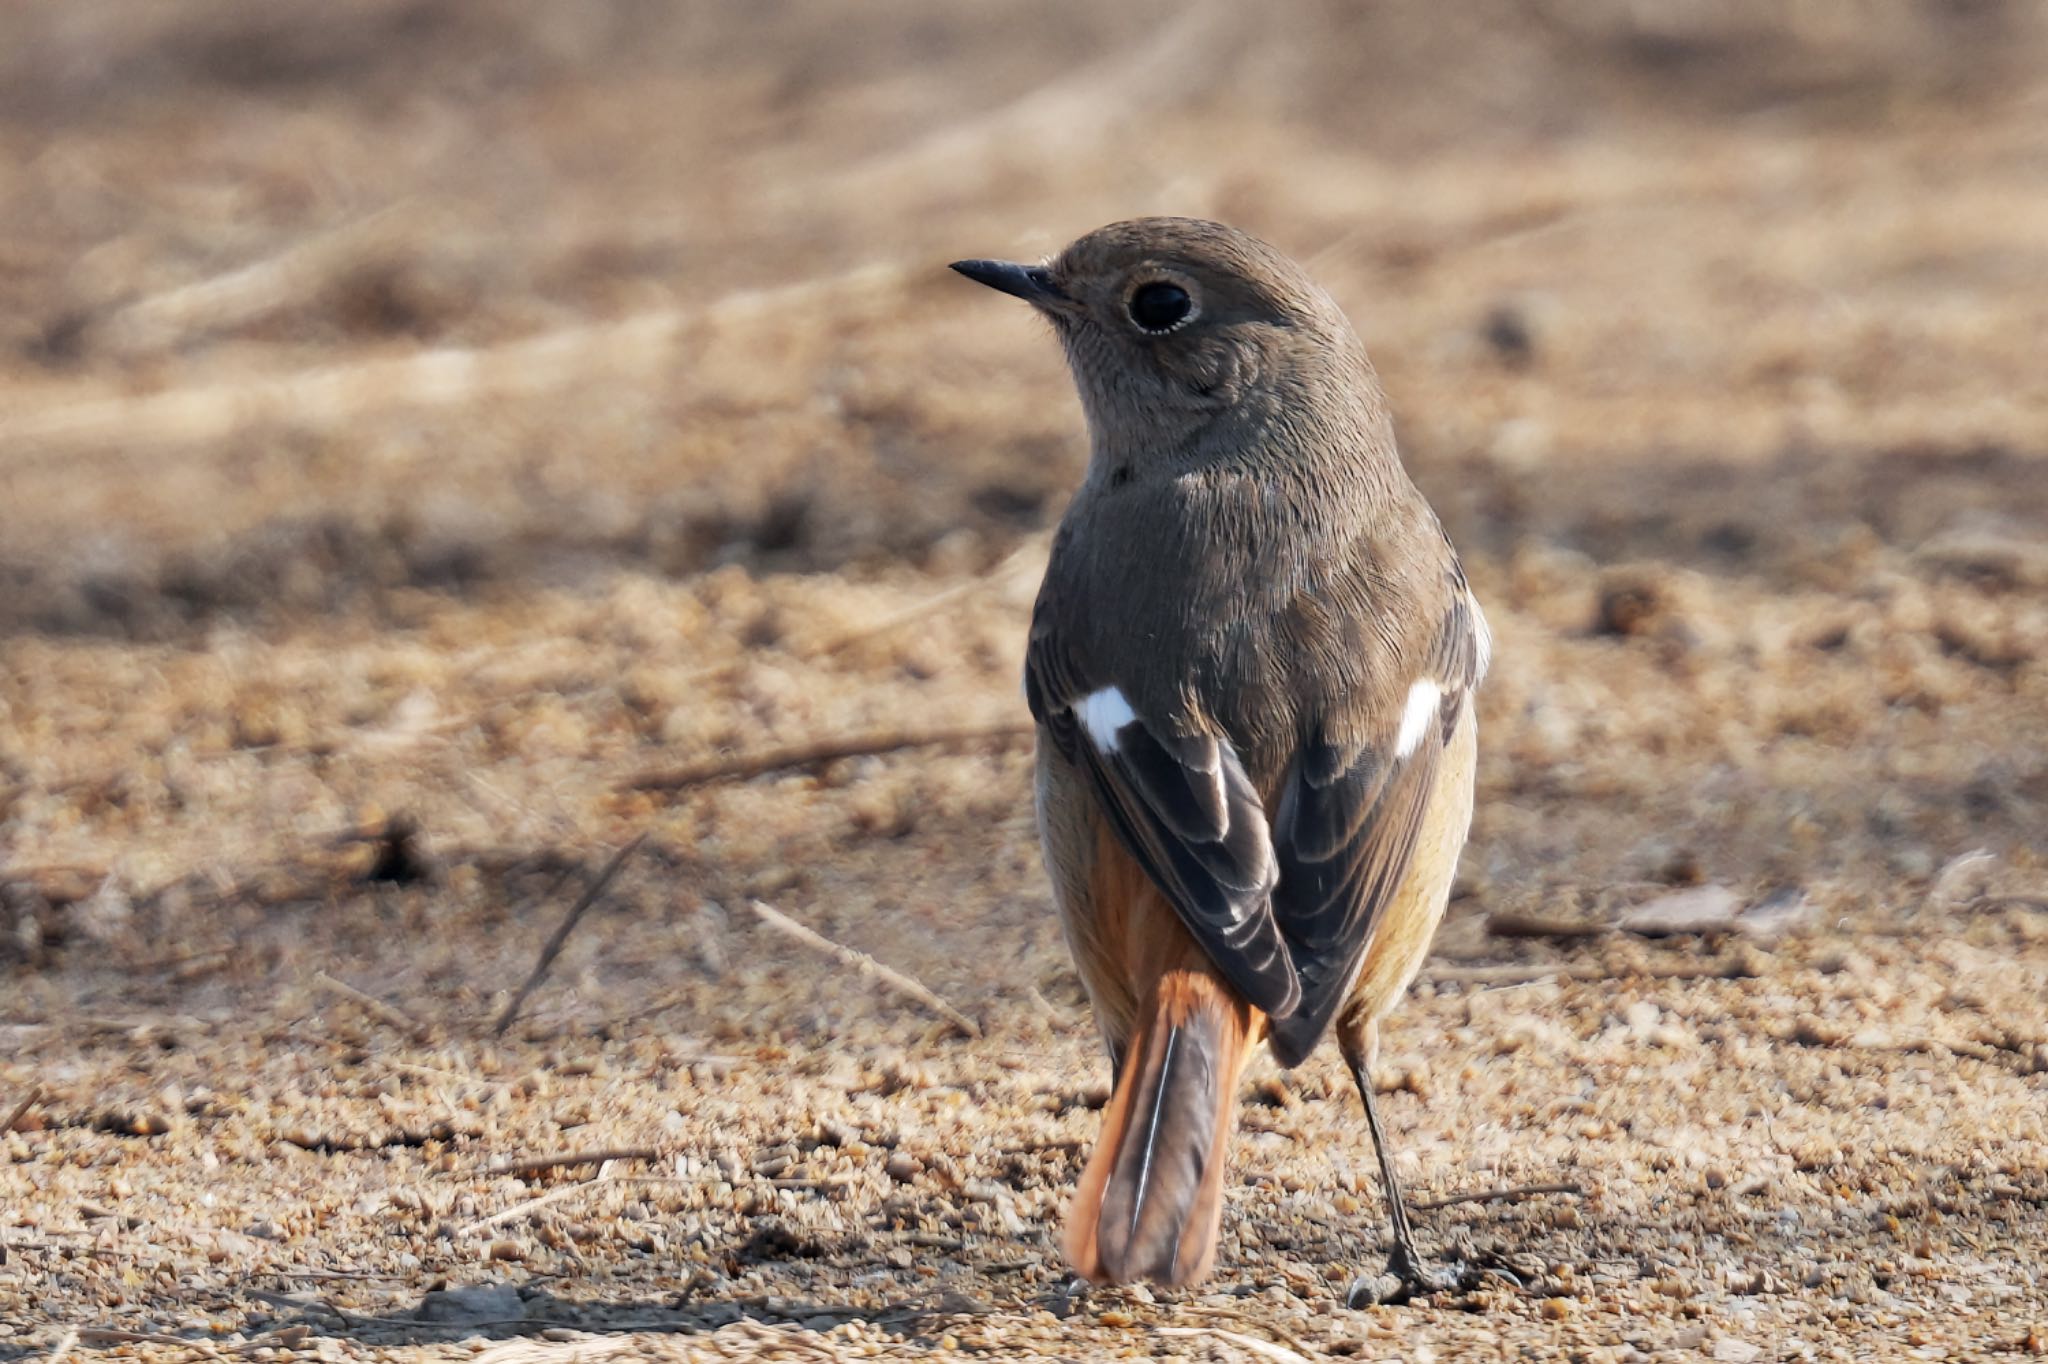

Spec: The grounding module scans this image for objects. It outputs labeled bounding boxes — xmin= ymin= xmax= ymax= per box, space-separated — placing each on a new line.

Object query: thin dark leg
xmin=1341 ymin=1042 xmax=1463 ymax=1305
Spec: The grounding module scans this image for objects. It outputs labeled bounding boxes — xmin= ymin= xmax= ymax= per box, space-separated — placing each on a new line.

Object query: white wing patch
xmin=1394 ymin=679 xmax=1443 ymax=759
xmin=1076 ymin=686 xmax=1136 ymax=754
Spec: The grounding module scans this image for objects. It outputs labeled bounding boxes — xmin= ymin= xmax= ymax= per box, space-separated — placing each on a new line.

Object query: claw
xmin=1344 ymin=1246 xmax=1471 ymax=1307
xmin=1346 ymin=1237 xmax=1535 ymax=1307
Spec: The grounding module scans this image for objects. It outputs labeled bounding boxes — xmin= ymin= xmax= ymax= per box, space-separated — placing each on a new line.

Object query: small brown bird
xmin=952 ymin=219 xmax=1490 ymax=1303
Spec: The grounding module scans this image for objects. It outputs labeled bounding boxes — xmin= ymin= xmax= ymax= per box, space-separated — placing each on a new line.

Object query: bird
xmin=951 ymin=218 xmax=1490 ymax=1304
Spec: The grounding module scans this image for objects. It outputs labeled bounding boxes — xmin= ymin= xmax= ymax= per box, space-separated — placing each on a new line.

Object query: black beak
xmin=949 ymin=259 xmax=1064 ymax=306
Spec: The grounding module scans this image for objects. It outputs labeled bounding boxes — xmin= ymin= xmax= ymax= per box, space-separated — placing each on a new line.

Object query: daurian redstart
xmin=954 ymin=218 xmax=1489 ymax=1303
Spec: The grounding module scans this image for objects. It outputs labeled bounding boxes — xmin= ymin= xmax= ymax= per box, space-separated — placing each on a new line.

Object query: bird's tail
xmin=1062 ymin=968 xmax=1256 ymax=1287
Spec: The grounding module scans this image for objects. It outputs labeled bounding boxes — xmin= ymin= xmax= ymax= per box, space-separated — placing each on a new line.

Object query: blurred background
xmin=3 ymin=1 xmax=2046 ymax=1354
xmin=4 ymin=0 xmax=2044 ymax=1001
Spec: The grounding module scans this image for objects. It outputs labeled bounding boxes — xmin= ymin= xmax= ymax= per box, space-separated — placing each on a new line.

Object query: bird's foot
xmin=1345 ymin=1241 xmax=1515 ymax=1307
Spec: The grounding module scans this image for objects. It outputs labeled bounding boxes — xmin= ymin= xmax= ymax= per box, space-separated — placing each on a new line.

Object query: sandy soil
xmin=3 ymin=3 xmax=2047 ymax=1360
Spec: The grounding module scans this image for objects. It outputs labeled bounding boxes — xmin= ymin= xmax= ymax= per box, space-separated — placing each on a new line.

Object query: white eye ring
xmin=1125 ymin=276 xmax=1199 ymax=335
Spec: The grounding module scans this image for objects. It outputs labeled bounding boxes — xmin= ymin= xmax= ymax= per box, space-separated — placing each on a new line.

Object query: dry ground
xmin=3 ymin=3 xmax=2048 ymax=1360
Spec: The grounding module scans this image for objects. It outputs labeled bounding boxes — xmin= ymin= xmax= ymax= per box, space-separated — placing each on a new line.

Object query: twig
xmin=1421 ymin=958 xmax=1751 ymax=987
xmin=3 ymin=1085 xmax=41 ymax=1134
xmin=613 ymin=986 xmax=700 ymax=1029
xmin=470 ymin=1338 xmax=644 ymax=1364
xmin=1420 ymin=962 xmax=1609 ymax=986
xmin=240 ymin=1288 xmax=377 ymax=1329
xmin=674 ymin=536 xmax=1045 ymax=693
xmin=44 ymin=1327 xmax=78 ymax=1364
xmin=748 ymin=899 xmax=982 ymax=1038
xmin=459 ymin=1160 xmax=623 ymax=1236
xmin=2 ymin=266 xmax=907 ymax=462
xmin=811 ymin=540 xmax=1039 ymax=656
xmin=624 ymin=721 xmax=1033 ymax=793
xmin=482 ymin=1146 xmax=661 ymax=1178
xmin=789 ymin=2 xmax=1232 ymax=204
xmin=1485 ymin=911 xmax=1611 ymax=940
xmin=1179 ymin=1305 xmax=1310 ymax=1358
xmin=242 ymin=1288 xmax=335 ymax=1313
xmin=267 ymin=1268 xmax=413 ymax=1281
xmin=74 ymin=1329 xmax=217 ymax=1354
xmin=311 ymin=971 xmax=429 ymax=1042
xmin=1415 ymin=1180 xmax=1584 ymax=1212
xmin=492 ymin=834 xmax=648 ymax=1037
xmin=1155 ymin=1326 xmax=1312 ymax=1364
xmin=92 ymin=203 xmax=426 ymax=357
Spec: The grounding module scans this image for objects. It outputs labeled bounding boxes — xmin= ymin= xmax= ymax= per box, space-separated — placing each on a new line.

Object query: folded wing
xmin=1028 ymin=618 xmax=1300 ymax=1018
xmin=1266 ymin=585 xmax=1488 ymax=1065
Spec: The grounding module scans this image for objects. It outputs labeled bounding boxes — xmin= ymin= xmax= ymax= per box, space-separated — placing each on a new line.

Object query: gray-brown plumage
xmin=952 ymin=218 xmax=1490 ymax=1301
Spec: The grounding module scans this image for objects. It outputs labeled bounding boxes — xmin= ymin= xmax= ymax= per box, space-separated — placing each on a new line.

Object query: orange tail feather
xmin=1063 ymin=969 xmax=1256 ymax=1287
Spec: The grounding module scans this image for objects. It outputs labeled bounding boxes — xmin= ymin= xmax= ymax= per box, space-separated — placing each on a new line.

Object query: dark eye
xmin=1128 ymin=280 xmax=1193 ymax=333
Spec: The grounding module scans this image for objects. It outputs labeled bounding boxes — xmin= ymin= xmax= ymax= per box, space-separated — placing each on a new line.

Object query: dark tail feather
xmin=1063 ymin=970 xmax=1254 ymax=1287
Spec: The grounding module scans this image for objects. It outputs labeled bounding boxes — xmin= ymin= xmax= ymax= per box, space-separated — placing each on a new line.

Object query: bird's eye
xmin=1127 ymin=280 xmax=1194 ymax=334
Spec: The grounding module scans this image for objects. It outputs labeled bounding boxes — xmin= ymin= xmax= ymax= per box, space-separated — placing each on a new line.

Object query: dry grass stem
xmin=1419 ymin=962 xmax=1609 ymax=986
xmin=1155 ymin=1325 xmax=1313 ymax=1363
xmin=747 ymin=899 xmax=982 ymax=1038
xmin=460 ymin=1159 xmax=624 ymax=1236
xmin=800 ymin=1 xmax=1233 ymax=205
xmin=1415 ymin=1181 xmax=1586 ymax=1212
xmin=1485 ymin=910 xmax=1613 ymax=940
xmin=1179 ymin=1305 xmax=1311 ymax=1357
xmin=1 ymin=265 xmax=908 ymax=461
xmin=3 ymin=1085 xmax=42 ymax=1134
xmin=491 ymin=834 xmax=649 ymax=1037
xmin=93 ymin=203 xmax=429 ymax=357
xmin=624 ymin=722 xmax=1034 ymax=794
xmin=676 ymin=535 xmax=1047 ymax=692
xmin=482 ymin=1146 xmax=662 ymax=1178
xmin=74 ymin=1328 xmax=217 ymax=1354
xmin=1419 ymin=959 xmax=1749 ymax=987
xmin=311 ymin=970 xmax=430 ymax=1042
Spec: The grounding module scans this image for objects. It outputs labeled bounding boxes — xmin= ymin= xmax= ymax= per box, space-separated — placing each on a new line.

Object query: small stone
xmin=885 ymin=1152 xmax=919 ymax=1183
xmin=1621 ymin=885 xmax=1740 ymax=937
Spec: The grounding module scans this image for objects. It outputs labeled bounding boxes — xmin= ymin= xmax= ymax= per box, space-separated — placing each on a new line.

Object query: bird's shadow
xmin=15 ymin=1280 xmax=1023 ymax=1361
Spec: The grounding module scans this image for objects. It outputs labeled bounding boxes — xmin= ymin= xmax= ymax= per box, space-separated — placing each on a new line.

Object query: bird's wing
xmin=1264 ymin=579 xmax=1489 ymax=1066
xmin=1026 ymin=602 xmax=1300 ymax=1019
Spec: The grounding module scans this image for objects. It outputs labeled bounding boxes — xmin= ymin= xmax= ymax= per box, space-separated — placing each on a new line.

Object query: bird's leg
xmin=1338 ymin=1021 xmax=1468 ymax=1306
